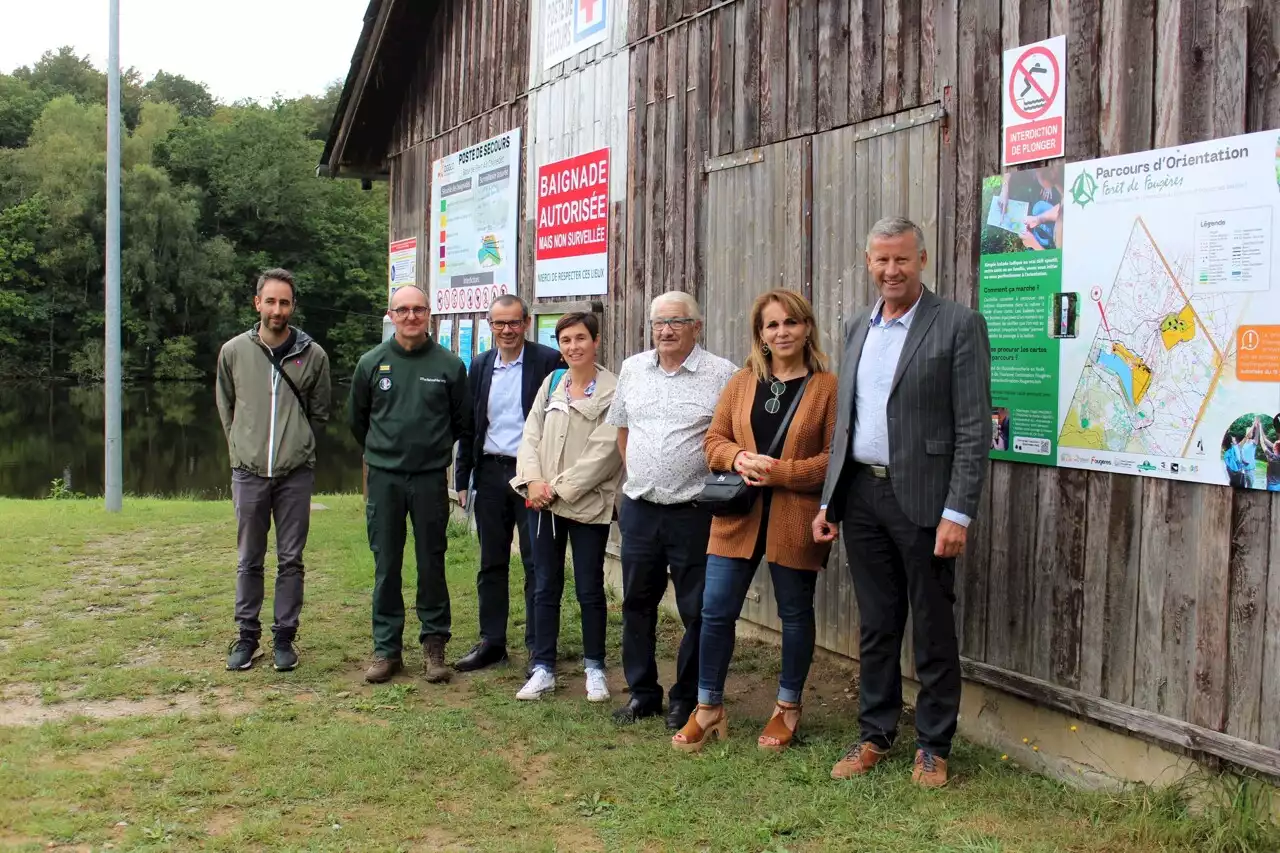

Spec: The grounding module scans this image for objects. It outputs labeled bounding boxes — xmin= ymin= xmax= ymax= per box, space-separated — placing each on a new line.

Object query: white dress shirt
xmin=605 ymin=345 xmax=737 ymax=504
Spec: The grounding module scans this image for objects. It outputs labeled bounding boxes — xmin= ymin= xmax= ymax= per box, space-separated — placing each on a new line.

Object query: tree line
xmin=0 ymin=47 xmax=388 ymax=382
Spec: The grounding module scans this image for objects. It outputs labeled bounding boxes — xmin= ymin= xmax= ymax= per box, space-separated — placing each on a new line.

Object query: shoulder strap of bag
xmin=547 ymin=368 xmax=568 ymax=402
xmin=257 ymin=342 xmax=311 ymax=421
xmin=763 ymin=374 xmax=810 ymax=458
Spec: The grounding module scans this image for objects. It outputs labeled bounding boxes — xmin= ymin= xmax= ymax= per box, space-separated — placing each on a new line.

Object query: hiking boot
xmin=912 ymin=749 xmax=949 ymax=788
xmin=273 ymin=634 xmax=299 ymax=672
xmin=365 ymin=656 xmax=403 ymax=683
xmin=422 ymin=636 xmax=452 ymax=684
xmin=225 ymin=635 xmax=259 ymax=671
xmin=830 ymin=741 xmax=889 ymax=779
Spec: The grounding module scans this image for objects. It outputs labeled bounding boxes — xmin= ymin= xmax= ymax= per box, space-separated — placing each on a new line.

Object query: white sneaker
xmin=517 ymin=667 xmax=556 ymax=700
xmin=585 ymin=667 xmax=610 ymax=703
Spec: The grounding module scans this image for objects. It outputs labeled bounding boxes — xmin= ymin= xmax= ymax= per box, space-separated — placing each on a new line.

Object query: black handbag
xmin=697 ymin=374 xmax=810 ymax=517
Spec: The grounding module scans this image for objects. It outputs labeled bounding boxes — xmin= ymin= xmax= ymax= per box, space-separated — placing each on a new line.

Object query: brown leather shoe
xmin=364 ymin=656 xmax=402 ymax=683
xmin=830 ymin=741 xmax=888 ymax=779
xmin=422 ymin=636 xmax=452 ymax=683
xmin=912 ymin=749 xmax=949 ymax=788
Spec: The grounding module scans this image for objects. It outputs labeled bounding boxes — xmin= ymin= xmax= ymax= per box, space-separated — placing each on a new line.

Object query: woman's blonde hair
xmin=746 ymin=289 xmax=828 ymax=382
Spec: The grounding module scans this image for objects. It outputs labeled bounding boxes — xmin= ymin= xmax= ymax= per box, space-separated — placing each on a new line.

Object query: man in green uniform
xmin=349 ymin=284 xmax=473 ymax=684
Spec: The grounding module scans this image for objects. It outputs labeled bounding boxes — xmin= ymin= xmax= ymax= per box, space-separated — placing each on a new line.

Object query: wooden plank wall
xmin=386 ymin=0 xmax=532 ymax=354
xmin=525 ymin=50 xmax=631 ymax=363
xmin=528 ymin=0 xmax=631 ymax=90
xmin=619 ymin=0 xmax=1280 ymax=759
xmin=950 ymin=0 xmax=1280 ymax=756
xmin=385 ymin=0 xmax=1280 ymax=762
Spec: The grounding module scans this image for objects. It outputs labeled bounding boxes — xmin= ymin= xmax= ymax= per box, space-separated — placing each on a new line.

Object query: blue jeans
xmin=529 ymin=510 xmax=610 ymax=673
xmin=697 ymin=553 xmax=818 ymax=706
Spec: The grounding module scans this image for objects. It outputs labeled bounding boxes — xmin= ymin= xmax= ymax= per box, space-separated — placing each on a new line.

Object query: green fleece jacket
xmin=349 ymin=336 xmax=473 ymax=474
xmin=215 ymin=326 xmax=332 ymax=478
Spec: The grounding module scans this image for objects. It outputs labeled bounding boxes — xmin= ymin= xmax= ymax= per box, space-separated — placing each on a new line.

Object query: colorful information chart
xmin=389 ymin=238 xmax=416 ymax=302
xmin=430 ymin=129 xmax=521 ymax=315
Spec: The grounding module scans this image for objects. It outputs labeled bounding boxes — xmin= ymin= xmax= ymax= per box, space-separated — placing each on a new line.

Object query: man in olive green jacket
xmin=350 ymin=284 xmax=473 ymax=685
xmin=215 ymin=269 xmax=331 ymax=673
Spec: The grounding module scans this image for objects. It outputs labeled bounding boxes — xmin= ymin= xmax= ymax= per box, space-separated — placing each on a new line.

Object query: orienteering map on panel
xmin=1057 ymin=130 xmax=1280 ymax=488
xmin=1058 ymin=217 xmax=1243 ymax=460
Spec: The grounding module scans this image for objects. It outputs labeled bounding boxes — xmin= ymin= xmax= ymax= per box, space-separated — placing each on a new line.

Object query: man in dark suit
xmin=453 ymin=295 xmax=563 ymax=673
xmin=813 ymin=217 xmax=991 ymax=788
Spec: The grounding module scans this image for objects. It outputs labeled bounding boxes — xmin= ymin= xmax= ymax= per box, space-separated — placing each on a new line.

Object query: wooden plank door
xmin=810 ymin=106 xmax=942 ymax=670
xmin=704 ymin=137 xmax=810 ymax=633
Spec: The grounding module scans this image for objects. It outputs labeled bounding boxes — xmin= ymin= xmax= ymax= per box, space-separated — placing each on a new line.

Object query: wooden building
xmin=321 ymin=0 xmax=1280 ymax=777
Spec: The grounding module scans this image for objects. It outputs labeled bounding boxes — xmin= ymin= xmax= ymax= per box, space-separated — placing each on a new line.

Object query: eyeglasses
xmin=391 ymin=306 xmax=428 ymax=318
xmin=651 ymin=317 xmax=696 ymax=330
xmin=489 ymin=320 xmax=524 ymax=330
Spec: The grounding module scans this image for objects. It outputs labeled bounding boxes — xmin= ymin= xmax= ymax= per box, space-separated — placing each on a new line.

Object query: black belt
xmin=855 ymin=462 xmax=891 ymax=479
xmin=482 ymin=453 xmax=517 ymax=464
xmin=635 ymin=496 xmax=699 ymax=510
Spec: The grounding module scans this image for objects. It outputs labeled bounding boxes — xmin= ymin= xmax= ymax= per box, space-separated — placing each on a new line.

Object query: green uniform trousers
xmin=365 ymin=465 xmax=451 ymax=657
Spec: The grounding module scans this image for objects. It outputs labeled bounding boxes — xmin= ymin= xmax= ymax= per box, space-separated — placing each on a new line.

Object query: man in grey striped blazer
xmin=813 ymin=217 xmax=991 ymax=788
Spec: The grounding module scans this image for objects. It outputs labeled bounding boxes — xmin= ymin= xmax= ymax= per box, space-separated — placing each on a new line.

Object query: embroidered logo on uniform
xmin=378 ymin=377 xmax=392 ymax=391
xmin=379 ymin=364 xmax=391 ymax=373
xmin=420 ymin=377 xmax=446 ymax=383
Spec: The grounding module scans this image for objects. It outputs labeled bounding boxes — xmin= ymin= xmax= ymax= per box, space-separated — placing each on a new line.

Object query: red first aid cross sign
xmin=1002 ymin=35 xmax=1066 ymax=166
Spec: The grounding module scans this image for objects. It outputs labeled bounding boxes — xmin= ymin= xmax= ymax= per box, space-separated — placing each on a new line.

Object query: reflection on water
xmin=0 ymin=382 xmax=365 ymax=499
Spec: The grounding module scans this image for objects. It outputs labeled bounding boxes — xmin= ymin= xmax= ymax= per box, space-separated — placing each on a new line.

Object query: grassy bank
xmin=0 ymin=496 xmax=1276 ymax=852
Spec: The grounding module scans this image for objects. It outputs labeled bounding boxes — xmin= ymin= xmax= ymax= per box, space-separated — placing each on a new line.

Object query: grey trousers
xmin=232 ymin=466 xmax=314 ymax=638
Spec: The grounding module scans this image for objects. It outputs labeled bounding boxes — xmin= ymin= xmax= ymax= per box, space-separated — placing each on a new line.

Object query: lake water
xmin=0 ymin=382 xmax=366 ymax=499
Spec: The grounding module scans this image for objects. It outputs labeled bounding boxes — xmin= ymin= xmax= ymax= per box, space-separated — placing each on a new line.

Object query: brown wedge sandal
xmin=671 ymin=703 xmax=728 ymax=753
xmin=757 ymin=700 xmax=801 ymax=752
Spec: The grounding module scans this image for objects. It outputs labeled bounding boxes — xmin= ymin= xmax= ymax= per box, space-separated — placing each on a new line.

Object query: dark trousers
xmin=365 ymin=466 xmax=451 ymax=658
xmin=841 ymin=469 xmax=961 ymax=757
xmin=618 ymin=496 xmax=712 ymax=707
xmin=472 ymin=455 xmax=536 ymax=650
xmin=699 ymin=553 xmax=818 ymax=706
xmin=231 ymin=466 xmax=314 ymax=639
xmin=530 ymin=511 xmax=610 ymax=671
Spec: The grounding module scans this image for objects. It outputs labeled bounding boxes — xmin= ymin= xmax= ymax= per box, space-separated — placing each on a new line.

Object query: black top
xmin=270 ymin=329 xmax=297 ymax=362
xmin=749 ymin=374 xmax=807 ymax=551
xmin=750 ymin=374 xmax=807 ymax=456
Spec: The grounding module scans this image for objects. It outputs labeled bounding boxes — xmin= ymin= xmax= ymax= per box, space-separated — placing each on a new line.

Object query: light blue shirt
xmin=852 ymin=295 xmax=970 ymax=528
xmin=482 ymin=347 xmax=525 ymax=457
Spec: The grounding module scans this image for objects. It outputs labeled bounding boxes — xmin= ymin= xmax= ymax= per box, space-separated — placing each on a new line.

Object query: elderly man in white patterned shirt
xmin=605 ymin=291 xmax=736 ymax=730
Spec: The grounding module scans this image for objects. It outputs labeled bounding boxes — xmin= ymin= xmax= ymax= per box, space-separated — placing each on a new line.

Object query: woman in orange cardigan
xmin=672 ymin=289 xmax=837 ymax=753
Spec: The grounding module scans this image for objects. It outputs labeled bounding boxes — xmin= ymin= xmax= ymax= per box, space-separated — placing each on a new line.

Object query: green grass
xmin=1 ymin=495 xmax=1277 ymax=852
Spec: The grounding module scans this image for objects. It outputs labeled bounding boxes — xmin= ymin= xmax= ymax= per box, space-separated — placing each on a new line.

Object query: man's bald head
xmin=390 ymin=285 xmax=428 ymax=310
xmin=388 ymin=285 xmax=431 ymax=348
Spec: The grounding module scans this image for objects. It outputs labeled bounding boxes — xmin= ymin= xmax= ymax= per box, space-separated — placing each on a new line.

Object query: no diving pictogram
xmin=1008 ymin=45 xmax=1060 ymax=120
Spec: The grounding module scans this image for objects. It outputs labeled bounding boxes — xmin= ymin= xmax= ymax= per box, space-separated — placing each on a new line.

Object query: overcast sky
xmin=2 ymin=0 xmax=371 ymax=103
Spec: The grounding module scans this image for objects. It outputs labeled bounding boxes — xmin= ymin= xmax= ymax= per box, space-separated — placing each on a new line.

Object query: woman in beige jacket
xmin=510 ymin=312 xmax=623 ymax=703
